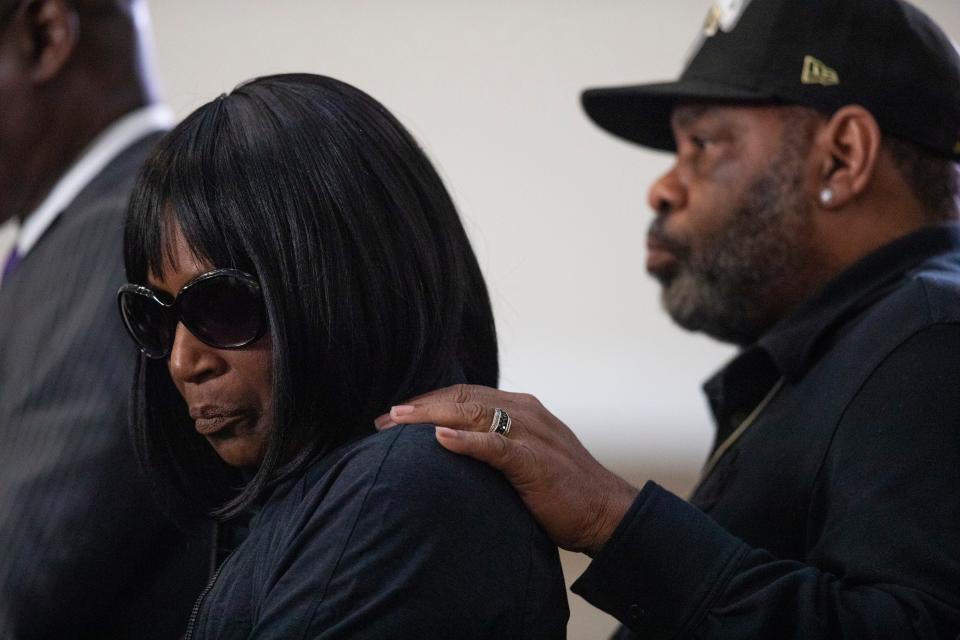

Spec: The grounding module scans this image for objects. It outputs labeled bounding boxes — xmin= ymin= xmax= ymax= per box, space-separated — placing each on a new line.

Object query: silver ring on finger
xmin=489 ymin=407 xmax=512 ymax=437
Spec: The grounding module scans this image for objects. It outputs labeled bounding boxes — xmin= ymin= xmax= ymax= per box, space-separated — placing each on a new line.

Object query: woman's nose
xmin=167 ymin=323 xmax=224 ymax=385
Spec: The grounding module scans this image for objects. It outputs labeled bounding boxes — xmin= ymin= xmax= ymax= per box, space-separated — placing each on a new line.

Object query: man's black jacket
xmin=574 ymin=224 xmax=960 ymax=638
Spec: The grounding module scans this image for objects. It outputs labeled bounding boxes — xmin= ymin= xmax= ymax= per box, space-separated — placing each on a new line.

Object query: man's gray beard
xmin=660 ymin=158 xmax=813 ymax=346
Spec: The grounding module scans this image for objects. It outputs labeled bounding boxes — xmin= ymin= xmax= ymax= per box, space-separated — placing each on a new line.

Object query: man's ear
xmin=812 ymin=105 xmax=882 ymax=210
xmin=12 ymin=0 xmax=80 ymax=83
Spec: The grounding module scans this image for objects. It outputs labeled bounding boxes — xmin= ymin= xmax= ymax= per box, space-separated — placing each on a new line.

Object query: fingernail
xmin=435 ymin=426 xmax=459 ymax=439
xmin=391 ymin=405 xmax=415 ymax=418
xmin=374 ymin=413 xmax=397 ymax=430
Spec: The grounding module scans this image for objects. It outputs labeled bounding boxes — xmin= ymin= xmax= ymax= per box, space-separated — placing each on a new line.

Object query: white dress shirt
xmin=0 ymin=104 xmax=174 ymax=286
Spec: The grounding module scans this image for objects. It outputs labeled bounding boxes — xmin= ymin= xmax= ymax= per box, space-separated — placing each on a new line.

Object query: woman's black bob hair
xmin=124 ymin=73 xmax=498 ymax=518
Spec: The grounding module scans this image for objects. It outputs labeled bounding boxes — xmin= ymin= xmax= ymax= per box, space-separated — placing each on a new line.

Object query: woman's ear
xmin=813 ymin=105 xmax=882 ymax=210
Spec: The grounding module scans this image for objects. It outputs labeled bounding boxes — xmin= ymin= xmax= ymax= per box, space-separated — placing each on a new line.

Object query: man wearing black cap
xmin=381 ymin=0 xmax=960 ymax=637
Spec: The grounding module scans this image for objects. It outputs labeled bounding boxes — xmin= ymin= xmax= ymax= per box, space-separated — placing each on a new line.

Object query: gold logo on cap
xmin=801 ymin=55 xmax=840 ymax=86
xmin=953 ymin=140 xmax=960 ymax=155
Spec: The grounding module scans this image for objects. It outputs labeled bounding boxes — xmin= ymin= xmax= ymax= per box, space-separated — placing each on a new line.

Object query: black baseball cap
xmin=582 ymin=0 xmax=960 ymax=159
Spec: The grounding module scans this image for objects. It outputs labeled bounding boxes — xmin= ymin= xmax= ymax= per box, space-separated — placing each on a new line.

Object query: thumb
xmin=435 ymin=426 xmax=511 ymax=470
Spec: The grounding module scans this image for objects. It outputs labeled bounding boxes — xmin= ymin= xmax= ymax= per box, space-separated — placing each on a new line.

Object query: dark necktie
xmin=2 ymin=248 xmax=21 ymax=280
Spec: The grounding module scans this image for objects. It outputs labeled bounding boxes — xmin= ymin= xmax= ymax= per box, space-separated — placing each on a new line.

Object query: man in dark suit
xmin=0 ymin=1 xmax=211 ymax=637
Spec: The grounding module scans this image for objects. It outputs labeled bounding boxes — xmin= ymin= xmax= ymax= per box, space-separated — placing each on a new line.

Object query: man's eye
xmin=691 ymin=135 xmax=710 ymax=149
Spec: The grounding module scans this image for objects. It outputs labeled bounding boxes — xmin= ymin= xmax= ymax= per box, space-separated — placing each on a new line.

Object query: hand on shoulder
xmin=377 ymin=385 xmax=640 ymax=555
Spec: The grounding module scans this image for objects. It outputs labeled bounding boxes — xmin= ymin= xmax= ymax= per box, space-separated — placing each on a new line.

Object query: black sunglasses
xmin=117 ymin=268 xmax=267 ymax=359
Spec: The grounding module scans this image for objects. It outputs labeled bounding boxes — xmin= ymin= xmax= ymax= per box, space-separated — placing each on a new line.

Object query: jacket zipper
xmin=695 ymin=377 xmax=785 ymax=488
xmin=183 ymin=560 xmax=227 ymax=640
xmin=184 ymin=521 xmax=235 ymax=640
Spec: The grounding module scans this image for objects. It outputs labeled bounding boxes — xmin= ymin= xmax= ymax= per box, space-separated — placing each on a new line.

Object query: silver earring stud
xmin=819 ymin=188 xmax=834 ymax=205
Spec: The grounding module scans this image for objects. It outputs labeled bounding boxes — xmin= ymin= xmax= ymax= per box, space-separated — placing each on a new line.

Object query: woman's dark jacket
xmin=186 ymin=424 xmax=569 ymax=638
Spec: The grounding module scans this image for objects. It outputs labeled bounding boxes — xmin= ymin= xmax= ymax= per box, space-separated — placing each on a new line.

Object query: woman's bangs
xmin=125 ymin=101 xmax=255 ymax=284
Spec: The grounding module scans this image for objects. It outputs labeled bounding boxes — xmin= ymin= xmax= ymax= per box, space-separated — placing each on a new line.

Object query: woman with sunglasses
xmin=117 ymin=74 xmax=568 ymax=638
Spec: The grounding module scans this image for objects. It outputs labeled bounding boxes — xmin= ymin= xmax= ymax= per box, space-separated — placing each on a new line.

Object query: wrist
xmin=583 ymin=476 xmax=638 ymax=557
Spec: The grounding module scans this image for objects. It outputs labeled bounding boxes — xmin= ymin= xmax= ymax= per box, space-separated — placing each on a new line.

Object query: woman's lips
xmin=190 ymin=407 xmax=249 ymax=436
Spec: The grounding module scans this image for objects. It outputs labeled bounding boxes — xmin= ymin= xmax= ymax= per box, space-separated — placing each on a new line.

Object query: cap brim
xmin=581 ymin=80 xmax=775 ymax=151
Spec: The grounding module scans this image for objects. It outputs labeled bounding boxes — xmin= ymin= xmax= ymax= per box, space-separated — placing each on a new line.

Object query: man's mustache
xmin=646 ymin=217 xmax=689 ymax=258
